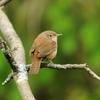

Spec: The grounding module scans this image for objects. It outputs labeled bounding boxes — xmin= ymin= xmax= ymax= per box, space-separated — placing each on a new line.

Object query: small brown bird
xmin=30 ymin=31 xmax=61 ymax=74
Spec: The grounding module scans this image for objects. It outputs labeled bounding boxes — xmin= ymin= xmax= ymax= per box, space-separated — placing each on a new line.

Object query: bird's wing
xmin=30 ymin=35 xmax=43 ymax=54
xmin=36 ymin=40 xmax=56 ymax=58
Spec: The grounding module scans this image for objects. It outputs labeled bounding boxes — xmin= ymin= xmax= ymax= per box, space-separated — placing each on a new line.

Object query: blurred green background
xmin=0 ymin=0 xmax=100 ymax=100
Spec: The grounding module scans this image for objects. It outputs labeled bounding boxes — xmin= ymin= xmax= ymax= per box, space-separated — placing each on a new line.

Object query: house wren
xmin=30 ymin=31 xmax=61 ymax=74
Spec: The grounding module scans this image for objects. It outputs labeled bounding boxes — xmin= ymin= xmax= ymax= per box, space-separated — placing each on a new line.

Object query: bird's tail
xmin=30 ymin=54 xmax=42 ymax=74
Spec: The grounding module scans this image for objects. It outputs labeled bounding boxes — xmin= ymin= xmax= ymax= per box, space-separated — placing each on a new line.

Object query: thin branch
xmin=26 ymin=63 xmax=100 ymax=81
xmin=47 ymin=63 xmax=87 ymax=69
xmin=84 ymin=67 xmax=100 ymax=81
xmin=0 ymin=7 xmax=36 ymax=100
xmin=2 ymin=72 xmax=13 ymax=85
xmin=46 ymin=63 xmax=100 ymax=81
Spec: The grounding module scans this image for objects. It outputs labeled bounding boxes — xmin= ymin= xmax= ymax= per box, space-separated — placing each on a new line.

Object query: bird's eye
xmin=49 ymin=34 xmax=52 ymax=37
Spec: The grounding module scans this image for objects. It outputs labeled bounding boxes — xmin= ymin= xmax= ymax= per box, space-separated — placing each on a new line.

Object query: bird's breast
xmin=47 ymin=48 xmax=57 ymax=60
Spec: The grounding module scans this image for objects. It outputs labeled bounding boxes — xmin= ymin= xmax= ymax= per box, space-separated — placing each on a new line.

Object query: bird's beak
xmin=57 ymin=34 xmax=62 ymax=36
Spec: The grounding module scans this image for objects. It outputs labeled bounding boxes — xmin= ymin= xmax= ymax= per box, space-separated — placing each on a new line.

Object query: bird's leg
xmin=41 ymin=59 xmax=48 ymax=64
xmin=48 ymin=60 xmax=54 ymax=64
xmin=41 ymin=58 xmax=53 ymax=64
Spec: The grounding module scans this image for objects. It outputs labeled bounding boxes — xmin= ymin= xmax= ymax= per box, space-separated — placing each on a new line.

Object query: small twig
xmin=84 ymin=67 xmax=100 ymax=81
xmin=2 ymin=72 xmax=14 ymax=85
xmin=0 ymin=0 xmax=11 ymax=7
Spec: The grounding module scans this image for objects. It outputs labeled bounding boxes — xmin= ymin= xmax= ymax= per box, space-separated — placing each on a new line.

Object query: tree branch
xmin=26 ymin=63 xmax=100 ymax=81
xmin=0 ymin=37 xmax=17 ymax=72
xmin=46 ymin=63 xmax=100 ymax=81
xmin=0 ymin=4 xmax=36 ymax=100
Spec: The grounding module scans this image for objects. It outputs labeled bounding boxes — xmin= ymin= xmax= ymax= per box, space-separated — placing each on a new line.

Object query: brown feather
xmin=30 ymin=52 xmax=42 ymax=74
